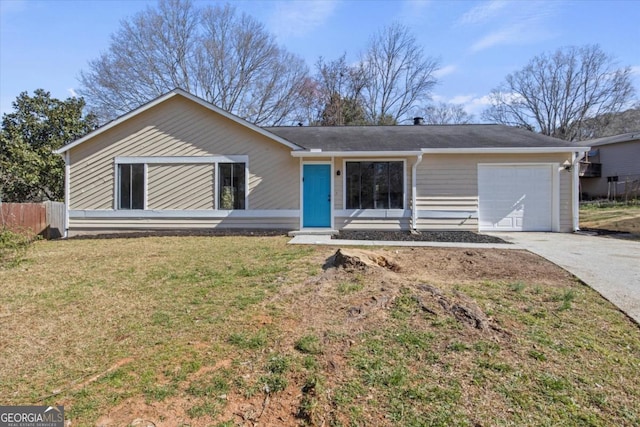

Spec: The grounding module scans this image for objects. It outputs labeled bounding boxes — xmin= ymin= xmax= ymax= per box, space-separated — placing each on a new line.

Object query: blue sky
xmin=1 ymin=0 xmax=639 ymax=119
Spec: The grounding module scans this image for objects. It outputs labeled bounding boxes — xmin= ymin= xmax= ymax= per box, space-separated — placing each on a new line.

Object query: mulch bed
xmin=68 ymin=229 xmax=508 ymax=244
xmin=334 ymin=230 xmax=509 ymax=244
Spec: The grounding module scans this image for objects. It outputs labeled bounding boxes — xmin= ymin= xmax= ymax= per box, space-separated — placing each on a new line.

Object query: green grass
xmin=294 ymin=334 xmax=323 ymax=355
xmin=0 ymin=236 xmax=638 ymax=426
xmin=0 ymin=227 xmax=36 ymax=267
xmin=580 ymin=201 xmax=640 ymax=235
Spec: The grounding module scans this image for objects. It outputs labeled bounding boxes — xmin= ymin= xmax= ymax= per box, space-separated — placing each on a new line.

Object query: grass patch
xmin=0 ymin=228 xmax=36 ymax=267
xmin=294 ymin=334 xmax=323 ymax=355
xmin=0 ymin=237 xmax=638 ymax=426
xmin=580 ymin=201 xmax=640 ymax=235
xmin=228 ymin=329 xmax=269 ymax=349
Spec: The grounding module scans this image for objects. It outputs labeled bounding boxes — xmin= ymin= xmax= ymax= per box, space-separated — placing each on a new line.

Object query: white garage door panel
xmin=479 ymin=165 xmax=553 ymax=232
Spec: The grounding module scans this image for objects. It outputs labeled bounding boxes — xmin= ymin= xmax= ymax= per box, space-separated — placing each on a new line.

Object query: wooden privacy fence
xmin=0 ymin=202 xmax=65 ymax=239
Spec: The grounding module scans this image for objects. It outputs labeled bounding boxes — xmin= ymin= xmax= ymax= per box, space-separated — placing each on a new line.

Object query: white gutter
xmin=421 ymin=147 xmax=591 ymax=154
xmin=412 ymin=153 xmax=423 ymax=230
xmin=572 ymin=149 xmax=589 ymax=232
xmin=291 ymin=147 xmax=591 ymax=158
xmin=64 ymin=151 xmax=70 ymax=238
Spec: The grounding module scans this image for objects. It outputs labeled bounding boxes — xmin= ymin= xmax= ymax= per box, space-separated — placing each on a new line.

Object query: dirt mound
xmin=331 ymin=248 xmax=401 ymax=272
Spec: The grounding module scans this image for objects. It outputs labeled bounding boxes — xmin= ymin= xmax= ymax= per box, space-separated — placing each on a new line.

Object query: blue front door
xmin=303 ymin=164 xmax=331 ymax=227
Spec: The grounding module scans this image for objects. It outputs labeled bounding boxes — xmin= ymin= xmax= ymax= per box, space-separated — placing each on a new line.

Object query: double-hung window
xmin=346 ymin=161 xmax=403 ymax=209
xmin=218 ymin=163 xmax=246 ymax=209
xmin=118 ymin=164 xmax=145 ymax=209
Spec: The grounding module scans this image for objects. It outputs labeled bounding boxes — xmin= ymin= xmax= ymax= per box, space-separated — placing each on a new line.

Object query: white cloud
xmin=448 ymin=94 xmax=475 ymax=105
xmin=433 ymin=64 xmax=457 ymax=78
xmin=397 ymin=0 xmax=432 ymax=24
xmin=630 ymin=65 xmax=640 ymax=75
xmin=460 ymin=1 xmax=560 ymax=52
xmin=68 ymin=88 xmax=78 ymax=98
xmin=431 ymin=93 xmax=494 ymax=118
xmin=269 ymin=0 xmax=338 ymax=39
xmin=470 ymin=25 xmax=524 ymax=52
xmin=458 ymin=0 xmax=509 ymax=26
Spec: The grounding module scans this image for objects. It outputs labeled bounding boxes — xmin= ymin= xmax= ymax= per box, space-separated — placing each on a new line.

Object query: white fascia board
xmin=292 ymin=150 xmax=422 ymax=158
xmin=55 ymin=89 xmax=303 ymax=155
xmin=420 ymin=147 xmax=591 ymax=154
xmin=114 ymin=155 xmax=248 ymax=164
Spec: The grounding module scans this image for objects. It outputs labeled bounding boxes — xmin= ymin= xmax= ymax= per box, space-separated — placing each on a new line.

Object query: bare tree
xmin=79 ymin=0 xmax=308 ymax=125
xmin=482 ymin=45 xmax=636 ymax=141
xmin=423 ymin=102 xmax=474 ymax=124
xmin=360 ymin=23 xmax=439 ymax=125
xmin=313 ymin=55 xmax=367 ymax=125
xmin=294 ymin=77 xmax=325 ymax=126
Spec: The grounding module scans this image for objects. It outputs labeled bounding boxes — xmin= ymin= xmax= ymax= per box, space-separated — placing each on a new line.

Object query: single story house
xmin=55 ymin=89 xmax=590 ymax=237
xmin=579 ymin=132 xmax=640 ymax=199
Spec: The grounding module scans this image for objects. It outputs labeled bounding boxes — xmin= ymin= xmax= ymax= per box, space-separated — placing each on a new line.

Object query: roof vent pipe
xmin=413 ymin=117 xmax=424 ymax=125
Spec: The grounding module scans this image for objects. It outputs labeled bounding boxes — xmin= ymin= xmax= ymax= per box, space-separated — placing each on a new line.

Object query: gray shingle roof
xmin=583 ymin=131 xmax=640 ymax=147
xmin=265 ymin=124 xmax=584 ymax=151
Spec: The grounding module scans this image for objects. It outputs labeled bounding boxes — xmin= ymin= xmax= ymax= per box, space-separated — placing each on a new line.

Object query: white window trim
xmin=342 ymin=158 xmax=407 ymax=211
xmin=113 ymin=163 xmax=148 ymax=210
xmin=217 ymin=162 xmax=250 ymax=211
xmin=113 ymin=155 xmax=249 ymax=211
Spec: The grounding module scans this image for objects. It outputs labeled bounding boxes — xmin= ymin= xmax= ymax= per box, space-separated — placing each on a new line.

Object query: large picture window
xmin=118 ymin=164 xmax=145 ymax=209
xmin=346 ymin=161 xmax=403 ymax=209
xmin=219 ymin=163 xmax=246 ymax=209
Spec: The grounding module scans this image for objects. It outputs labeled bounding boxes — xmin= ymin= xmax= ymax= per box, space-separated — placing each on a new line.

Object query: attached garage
xmin=478 ymin=164 xmax=558 ymax=232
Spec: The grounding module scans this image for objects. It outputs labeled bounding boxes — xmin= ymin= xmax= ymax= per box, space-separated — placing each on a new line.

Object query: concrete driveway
xmin=489 ymin=232 xmax=640 ymax=325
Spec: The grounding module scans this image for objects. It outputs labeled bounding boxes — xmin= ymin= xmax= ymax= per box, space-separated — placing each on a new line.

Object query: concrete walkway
xmin=488 ymin=232 xmax=640 ymax=325
xmin=288 ymin=234 xmax=518 ymax=249
xmin=289 ymin=232 xmax=640 ymax=325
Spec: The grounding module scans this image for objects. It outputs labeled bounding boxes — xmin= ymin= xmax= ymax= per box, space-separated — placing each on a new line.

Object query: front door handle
xmin=328 ymin=194 xmax=331 ymax=202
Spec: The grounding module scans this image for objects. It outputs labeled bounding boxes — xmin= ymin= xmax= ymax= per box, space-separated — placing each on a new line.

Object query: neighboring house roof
xmin=267 ymin=125 xmax=590 ymax=156
xmin=582 ymin=131 xmax=640 ymax=147
xmin=55 ymin=88 xmax=304 ymax=154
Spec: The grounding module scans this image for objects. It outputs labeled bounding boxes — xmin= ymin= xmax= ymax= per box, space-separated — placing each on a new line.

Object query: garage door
xmin=478 ymin=164 xmax=554 ymax=231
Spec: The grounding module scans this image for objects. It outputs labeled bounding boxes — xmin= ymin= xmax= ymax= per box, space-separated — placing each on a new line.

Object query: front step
xmin=288 ymin=229 xmax=339 ymax=237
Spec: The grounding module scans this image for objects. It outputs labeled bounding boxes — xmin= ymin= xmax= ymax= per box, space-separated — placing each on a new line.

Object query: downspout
xmin=64 ymin=151 xmax=70 ymax=238
xmin=412 ymin=153 xmax=423 ymax=231
xmin=571 ymin=151 xmax=584 ymax=232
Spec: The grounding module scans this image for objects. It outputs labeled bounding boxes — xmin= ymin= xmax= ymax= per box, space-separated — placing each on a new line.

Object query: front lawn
xmin=580 ymin=200 xmax=640 ymax=236
xmin=1 ymin=236 xmax=638 ymax=426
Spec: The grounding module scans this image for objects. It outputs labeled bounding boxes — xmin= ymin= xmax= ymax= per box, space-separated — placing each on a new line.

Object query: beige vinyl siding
xmin=69 ymin=95 xmax=299 ymax=211
xmin=416 ymin=153 xmax=574 ymax=232
xmin=147 ymin=164 xmax=214 ymax=210
xmin=559 ymin=170 xmax=572 ymax=231
xmin=581 ymin=140 xmax=640 ymax=198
